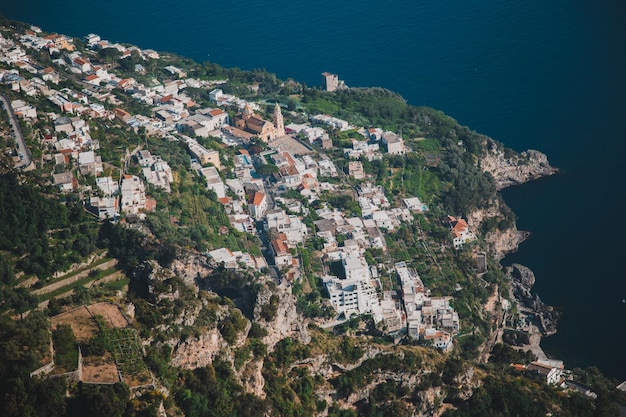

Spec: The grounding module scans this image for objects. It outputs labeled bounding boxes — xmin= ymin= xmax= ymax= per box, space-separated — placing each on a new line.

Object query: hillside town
xmin=0 ymin=24 xmax=476 ymax=350
xmin=2 ymin=21 xmax=611 ymax=417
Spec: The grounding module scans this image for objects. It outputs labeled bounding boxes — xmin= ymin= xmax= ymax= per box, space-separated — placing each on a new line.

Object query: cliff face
xmin=467 ymin=198 xmax=528 ymax=261
xmin=470 ymin=141 xmax=557 ymax=259
xmin=505 ymin=264 xmax=559 ymax=336
xmin=254 ymin=282 xmax=310 ymax=350
xmin=170 ymin=252 xmax=213 ymax=287
xmin=170 ymin=327 xmax=228 ymax=369
xmin=481 ymin=141 xmax=557 ymax=191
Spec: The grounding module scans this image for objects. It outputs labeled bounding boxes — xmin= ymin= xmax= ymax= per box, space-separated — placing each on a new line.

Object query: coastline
xmin=481 ymin=145 xmax=558 ymax=362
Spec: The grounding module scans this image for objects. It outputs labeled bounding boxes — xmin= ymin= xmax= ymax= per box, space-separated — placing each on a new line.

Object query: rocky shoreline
xmin=480 ymin=143 xmax=559 ymax=360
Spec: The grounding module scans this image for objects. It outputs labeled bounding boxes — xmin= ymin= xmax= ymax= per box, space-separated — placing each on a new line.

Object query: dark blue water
xmin=3 ymin=0 xmax=626 ymax=379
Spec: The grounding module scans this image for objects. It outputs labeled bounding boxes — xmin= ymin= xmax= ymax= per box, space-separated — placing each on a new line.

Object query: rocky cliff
xmin=468 ymin=140 xmax=557 ymax=260
xmin=481 ymin=141 xmax=557 ymax=190
xmin=254 ymin=282 xmax=310 ymax=350
xmin=505 ymin=264 xmax=559 ymax=336
xmin=467 ymin=198 xmax=528 ymax=260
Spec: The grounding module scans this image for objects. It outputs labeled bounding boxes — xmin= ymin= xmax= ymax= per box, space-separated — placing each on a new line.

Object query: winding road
xmin=0 ymin=93 xmax=34 ymax=170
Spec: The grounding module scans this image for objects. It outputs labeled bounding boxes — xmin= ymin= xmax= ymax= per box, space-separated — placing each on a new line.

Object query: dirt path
xmin=33 ymin=259 xmax=117 ymax=296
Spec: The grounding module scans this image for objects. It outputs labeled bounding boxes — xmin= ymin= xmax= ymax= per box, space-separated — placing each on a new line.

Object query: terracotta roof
xmin=209 ymin=109 xmax=224 ymax=117
xmin=452 ymin=219 xmax=468 ymax=233
xmin=281 ymin=152 xmax=293 ymax=164
xmin=252 ymin=191 xmax=265 ymax=206
xmin=271 ymin=233 xmax=289 ymax=255
xmin=85 ymin=74 xmax=99 ymax=81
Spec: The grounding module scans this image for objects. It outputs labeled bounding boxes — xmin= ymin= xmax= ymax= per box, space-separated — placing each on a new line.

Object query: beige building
xmin=322 ymin=72 xmax=339 ymax=92
xmin=234 ymin=102 xmax=284 ymax=142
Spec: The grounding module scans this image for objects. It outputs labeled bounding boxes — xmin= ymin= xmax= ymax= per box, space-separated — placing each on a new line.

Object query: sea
xmin=3 ymin=0 xmax=625 ymax=379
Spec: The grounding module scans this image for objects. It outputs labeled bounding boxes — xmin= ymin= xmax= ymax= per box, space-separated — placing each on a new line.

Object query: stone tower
xmin=273 ymin=102 xmax=285 ymax=138
xmin=242 ymin=102 xmax=254 ymax=119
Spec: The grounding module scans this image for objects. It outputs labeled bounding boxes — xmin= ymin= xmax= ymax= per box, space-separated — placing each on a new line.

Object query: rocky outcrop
xmin=481 ymin=142 xmax=557 ymax=190
xmin=255 ymin=282 xmax=310 ymax=350
xmin=170 ymin=328 xmax=226 ymax=369
xmin=170 ymin=251 xmax=213 ymax=287
xmin=467 ymin=198 xmax=528 ymax=260
xmin=240 ymin=359 xmax=266 ymax=399
xmin=506 ymin=264 xmax=559 ymax=336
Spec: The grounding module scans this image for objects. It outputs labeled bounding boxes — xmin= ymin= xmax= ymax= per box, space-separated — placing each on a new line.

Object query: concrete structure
xmin=88 ymin=196 xmax=118 ymax=219
xmin=141 ymin=156 xmax=174 ymax=192
xmin=402 ymin=197 xmax=428 ymax=213
xmin=324 ymin=275 xmax=379 ymax=317
xmin=182 ymin=136 xmax=221 ymax=168
xmin=77 ymin=151 xmax=103 ymax=176
xmin=348 ymin=161 xmax=365 ymax=180
xmin=265 ymin=209 xmax=308 ymax=246
xmin=52 ymin=172 xmax=75 ymax=192
xmin=96 ymin=176 xmax=118 ymax=196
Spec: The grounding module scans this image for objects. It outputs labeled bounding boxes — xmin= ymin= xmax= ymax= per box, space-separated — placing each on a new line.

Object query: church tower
xmin=242 ymin=102 xmax=254 ymax=120
xmin=273 ymin=102 xmax=285 ymax=138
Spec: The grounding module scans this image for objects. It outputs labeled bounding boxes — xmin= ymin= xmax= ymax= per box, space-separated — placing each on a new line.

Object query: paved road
xmin=0 ymin=93 xmax=34 ymax=170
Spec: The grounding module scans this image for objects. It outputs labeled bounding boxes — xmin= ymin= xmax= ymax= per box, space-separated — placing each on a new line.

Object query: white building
xmin=527 ymin=361 xmax=564 ymax=385
xmin=77 ymin=150 xmax=103 ymax=176
xmin=448 ymin=215 xmax=476 ymax=249
xmin=402 ymin=197 xmax=428 ymax=213
xmin=265 ymin=210 xmax=308 ymax=246
xmin=88 ymin=196 xmax=118 ymax=219
xmin=199 ymin=166 xmax=226 ymax=198
xmin=342 ymin=253 xmax=371 ymax=281
xmin=136 ymin=150 xmax=174 ymax=192
xmin=324 ymin=276 xmax=379 ymax=318
xmin=96 ymin=176 xmax=119 ymax=196
xmin=382 ymin=131 xmax=405 ymax=155
xmin=120 ymin=175 xmax=147 ymax=215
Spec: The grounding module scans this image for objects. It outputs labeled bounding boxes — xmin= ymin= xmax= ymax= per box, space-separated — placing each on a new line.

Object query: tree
xmin=67 ymin=383 xmax=130 ymax=417
xmin=256 ymin=163 xmax=279 ymax=176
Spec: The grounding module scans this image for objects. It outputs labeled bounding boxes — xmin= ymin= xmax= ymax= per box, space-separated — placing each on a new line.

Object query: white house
xmin=447 ymin=215 xmax=476 ymax=249
xmin=271 ymin=234 xmax=292 ymax=267
xmin=527 ymin=361 xmax=563 ymax=385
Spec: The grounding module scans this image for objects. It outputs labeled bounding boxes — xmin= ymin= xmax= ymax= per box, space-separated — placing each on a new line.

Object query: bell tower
xmin=273 ymin=102 xmax=285 ymax=137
